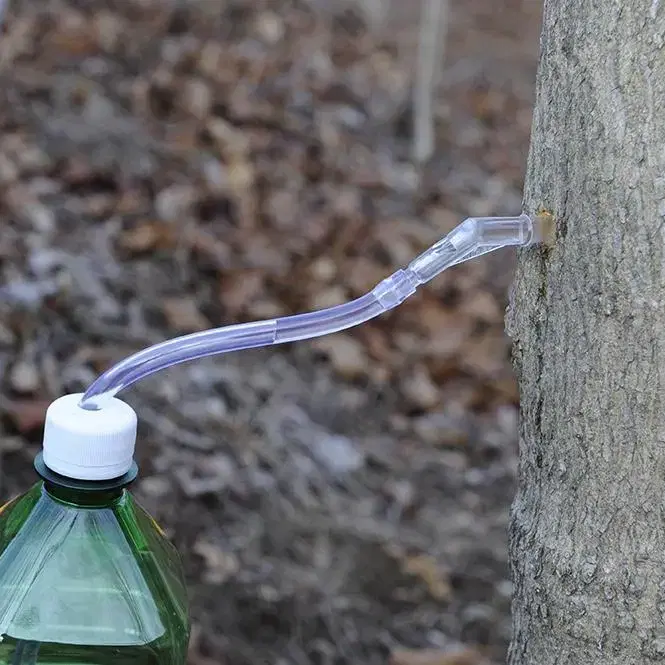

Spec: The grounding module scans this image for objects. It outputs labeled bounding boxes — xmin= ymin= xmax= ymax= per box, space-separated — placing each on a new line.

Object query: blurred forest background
xmin=0 ymin=1 xmax=542 ymax=663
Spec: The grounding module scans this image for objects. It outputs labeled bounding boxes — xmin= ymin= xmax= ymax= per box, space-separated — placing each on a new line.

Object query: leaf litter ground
xmin=0 ymin=1 xmax=541 ymax=663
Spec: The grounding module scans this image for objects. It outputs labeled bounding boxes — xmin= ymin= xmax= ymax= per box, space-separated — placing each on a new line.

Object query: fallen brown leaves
xmin=402 ymin=553 xmax=452 ymax=601
xmin=162 ymin=298 xmax=211 ymax=333
xmin=119 ymin=221 xmax=175 ymax=254
xmin=3 ymin=399 xmax=51 ymax=433
xmin=0 ymin=0 xmax=537 ymax=662
xmin=391 ymin=648 xmax=487 ymax=665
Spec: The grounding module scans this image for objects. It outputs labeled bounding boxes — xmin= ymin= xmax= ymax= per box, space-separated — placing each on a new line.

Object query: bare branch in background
xmin=413 ymin=0 xmax=449 ymax=165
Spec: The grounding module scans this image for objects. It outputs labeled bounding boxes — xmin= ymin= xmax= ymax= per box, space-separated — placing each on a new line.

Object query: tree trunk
xmin=506 ymin=1 xmax=665 ymax=664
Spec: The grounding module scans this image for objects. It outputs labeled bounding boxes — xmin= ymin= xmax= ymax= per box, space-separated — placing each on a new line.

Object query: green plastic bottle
xmin=0 ymin=394 xmax=190 ymax=665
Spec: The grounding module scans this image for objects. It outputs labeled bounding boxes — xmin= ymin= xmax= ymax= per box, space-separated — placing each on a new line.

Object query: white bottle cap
xmin=42 ymin=393 xmax=137 ymax=481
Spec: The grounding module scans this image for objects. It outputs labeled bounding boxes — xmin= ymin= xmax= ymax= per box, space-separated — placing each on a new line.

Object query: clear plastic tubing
xmin=80 ymin=214 xmax=543 ymax=410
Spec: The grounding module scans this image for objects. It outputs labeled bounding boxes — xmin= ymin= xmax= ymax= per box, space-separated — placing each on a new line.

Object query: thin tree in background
xmin=508 ymin=1 xmax=665 ymax=663
xmin=412 ymin=0 xmax=448 ymax=164
xmin=325 ymin=0 xmax=449 ymax=166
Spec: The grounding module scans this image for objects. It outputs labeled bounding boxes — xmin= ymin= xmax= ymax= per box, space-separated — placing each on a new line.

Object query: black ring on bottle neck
xmin=34 ymin=452 xmax=139 ymax=491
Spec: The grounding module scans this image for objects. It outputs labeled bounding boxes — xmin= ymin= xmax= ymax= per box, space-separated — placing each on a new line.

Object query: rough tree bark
xmin=507 ymin=1 xmax=665 ymax=664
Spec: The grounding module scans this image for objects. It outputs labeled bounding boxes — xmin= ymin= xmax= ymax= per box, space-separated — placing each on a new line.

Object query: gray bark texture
xmin=506 ymin=1 xmax=665 ymax=664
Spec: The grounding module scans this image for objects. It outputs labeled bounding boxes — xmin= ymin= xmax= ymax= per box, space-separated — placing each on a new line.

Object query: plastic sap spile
xmin=78 ymin=214 xmax=543 ymax=410
xmin=0 ymin=213 xmax=547 ymax=664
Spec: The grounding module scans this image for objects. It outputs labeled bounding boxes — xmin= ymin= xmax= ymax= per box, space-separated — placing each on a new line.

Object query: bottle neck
xmin=34 ymin=452 xmax=137 ymax=508
xmin=44 ymin=482 xmax=124 ymax=507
